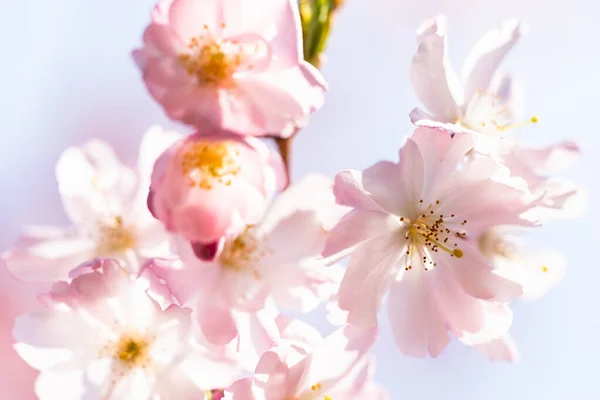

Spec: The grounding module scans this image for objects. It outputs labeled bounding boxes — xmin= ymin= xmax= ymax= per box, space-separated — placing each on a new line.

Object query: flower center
xmin=459 ymin=89 xmax=538 ymax=134
xmin=403 ymin=200 xmax=465 ymax=271
xmin=96 ymin=216 xmax=136 ymax=256
xmin=178 ymin=24 xmax=264 ymax=88
xmin=113 ymin=333 xmax=151 ymax=368
xmin=181 ymin=141 xmax=241 ymax=189
xmin=219 ymin=227 xmax=266 ymax=279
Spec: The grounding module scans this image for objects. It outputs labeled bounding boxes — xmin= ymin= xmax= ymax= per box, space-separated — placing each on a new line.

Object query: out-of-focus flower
xmin=410 ymin=16 xmax=582 ymax=214
xmin=478 ymin=227 xmax=566 ymax=300
xmin=225 ymin=326 xmax=380 ymax=400
xmin=148 ymin=130 xmax=286 ymax=261
xmin=323 ymin=124 xmax=536 ymax=357
xmin=133 ymin=0 xmax=326 ymax=137
xmin=148 ymin=175 xmax=338 ymax=344
xmin=13 ymin=259 xmax=238 ymax=400
xmin=410 ymin=16 xmax=527 ymax=134
xmin=2 ymin=127 xmax=179 ymax=283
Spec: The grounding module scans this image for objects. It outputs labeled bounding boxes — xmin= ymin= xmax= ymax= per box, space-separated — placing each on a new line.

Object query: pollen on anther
xmin=453 ymin=249 xmax=464 ymax=258
xmin=541 ymin=266 xmax=548 ymax=273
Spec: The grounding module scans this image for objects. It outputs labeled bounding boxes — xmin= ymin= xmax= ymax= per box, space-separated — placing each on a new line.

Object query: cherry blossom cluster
xmin=1 ymin=1 xmax=583 ymax=399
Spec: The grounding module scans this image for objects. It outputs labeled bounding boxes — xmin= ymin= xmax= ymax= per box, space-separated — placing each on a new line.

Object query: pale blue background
xmin=1 ymin=0 xmax=597 ymax=399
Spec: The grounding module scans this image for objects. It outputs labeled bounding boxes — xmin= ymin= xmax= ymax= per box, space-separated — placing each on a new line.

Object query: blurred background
xmin=1 ymin=0 xmax=597 ymax=398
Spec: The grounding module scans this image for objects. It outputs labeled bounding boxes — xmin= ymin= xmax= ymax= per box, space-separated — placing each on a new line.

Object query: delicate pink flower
xmin=225 ymin=326 xmax=379 ymax=400
xmin=2 ymin=127 xmax=179 ymax=283
xmin=147 ymin=174 xmax=337 ymax=344
xmin=13 ymin=259 xmax=238 ymax=400
xmin=410 ymin=16 xmax=582 ymax=214
xmin=148 ymin=130 xmax=286 ymax=258
xmin=410 ymin=16 xmax=526 ymax=131
xmin=133 ymin=0 xmax=326 ymax=136
xmin=323 ymin=124 xmax=536 ymax=357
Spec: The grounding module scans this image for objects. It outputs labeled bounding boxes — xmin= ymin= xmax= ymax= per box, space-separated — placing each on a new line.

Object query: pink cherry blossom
xmin=147 ymin=174 xmax=338 ymax=344
xmin=410 ymin=16 xmax=582 ymax=214
xmin=2 ymin=127 xmax=180 ymax=283
xmin=410 ymin=15 xmax=526 ymax=131
xmin=148 ymin=129 xmax=286 ymax=258
xmin=133 ymin=0 xmax=326 ymax=136
xmin=225 ymin=326 xmax=380 ymax=400
xmin=323 ymin=124 xmax=536 ymax=358
xmin=13 ymin=259 xmax=239 ymax=400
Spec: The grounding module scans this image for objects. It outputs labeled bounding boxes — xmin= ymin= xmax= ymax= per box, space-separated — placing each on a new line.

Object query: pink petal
xmin=221 ymin=0 xmax=302 ymax=69
xmin=333 ymin=170 xmax=381 ymax=211
xmin=299 ymin=326 xmax=377 ymax=395
xmin=411 ymin=16 xmax=462 ymax=121
xmin=409 ymin=107 xmax=434 ymax=124
xmin=440 ymin=177 xmax=535 ymax=235
xmin=410 ymin=126 xmax=476 ymax=202
xmin=196 ymin=299 xmax=238 ymax=345
xmin=322 ymin=210 xmax=400 ymax=258
xmin=226 ymin=378 xmax=255 ymax=399
xmin=475 ymin=334 xmax=520 ymax=363
xmin=142 ymin=23 xmax=186 ymax=56
xmin=3 ymin=235 xmax=94 ymax=283
xmin=226 ymin=75 xmax=305 ymax=135
xmin=255 ymin=345 xmax=308 ymax=399
xmin=445 ymin=240 xmax=523 ymax=302
xmin=387 ymin=269 xmax=450 ymax=358
xmin=462 ymin=19 xmax=527 ymax=103
xmin=338 ymin=236 xmax=403 ymax=329
xmin=168 ymin=0 xmax=223 ymax=42
xmin=430 ymin=264 xmax=486 ymax=335
xmin=13 ymin=311 xmax=97 ymax=370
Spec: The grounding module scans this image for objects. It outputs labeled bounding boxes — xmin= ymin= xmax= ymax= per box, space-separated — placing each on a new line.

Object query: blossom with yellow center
xmin=181 ymin=141 xmax=241 ymax=189
xmin=95 ymin=216 xmax=137 ymax=256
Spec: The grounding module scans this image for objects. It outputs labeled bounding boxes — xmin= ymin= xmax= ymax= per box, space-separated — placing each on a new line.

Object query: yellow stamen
xmin=114 ymin=334 xmax=151 ymax=368
xmin=96 ymin=216 xmax=136 ymax=256
xmin=541 ymin=266 xmax=548 ymax=273
xmin=219 ymin=226 xmax=266 ymax=278
xmin=497 ymin=116 xmax=539 ymax=131
xmin=181 ymin=142 xmax=240 ymax=189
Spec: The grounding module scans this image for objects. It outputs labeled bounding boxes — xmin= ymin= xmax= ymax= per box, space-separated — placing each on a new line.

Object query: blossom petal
xmin=13 ymin=311 xmax=98 ymax=370
xmin=3 ymin=235 xmax=94 ymax=283
xmin=475 ymin=334 xmax=520 ymax=363
xmin=339 ymin=236 xmax=403 ymax=329
xmin=333 ymin=170 xmax=381 ymax=211
xmin=196 ymin=299 xmax=238 ymax=345
xmin=168 ymin=0 xmax=222 ymax=41
xmin=410 ymin=125 xmax=475 ymax=203
xmin=322 ymin=210 xmax=400 ymax=258
xmin=445 ymin=241 xmax=523 ymax=302
xmin=411 ymin=16 xmax=462 ymax=121
xmin=387 ymin=269 xmax=450 ymax=358
xmin=462 ymin=19 xmax=527 ymax=103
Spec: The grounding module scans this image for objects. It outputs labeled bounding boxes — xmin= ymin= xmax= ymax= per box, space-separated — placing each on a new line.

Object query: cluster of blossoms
xmin=2 ymin=1 xmax=583 ymax=399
